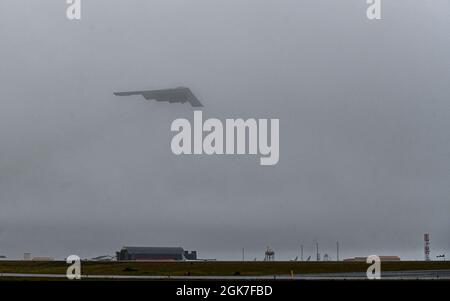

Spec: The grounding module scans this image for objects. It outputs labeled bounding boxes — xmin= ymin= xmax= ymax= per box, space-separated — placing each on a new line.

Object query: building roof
xmin=122 ymin=246 xmax=184 ymax=255
xmin=343 ymin=256 xmax=401 ymax=262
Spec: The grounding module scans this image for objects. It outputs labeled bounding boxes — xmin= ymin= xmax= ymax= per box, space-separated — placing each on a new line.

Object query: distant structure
xmin=23 ymin=253 xmax=31 ymax=261
xmin=344 ymin=256 xmax=401 ymax=262
xmin=424 ymin=233 xmax=430 ymax=261
xmin=116 ymin=246 xmax=197 ymax=261
xmin=436 ymin=254 xmax=445 ymax=261
xmin=323 ymin=254 xmax=329 ymax=261
xmin=264 ymin=247 xmax=275 ymax=261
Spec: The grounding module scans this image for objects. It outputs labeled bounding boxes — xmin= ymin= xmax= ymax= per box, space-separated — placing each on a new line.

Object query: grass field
xmin=0 ymin=261 xmax=449 ymax=277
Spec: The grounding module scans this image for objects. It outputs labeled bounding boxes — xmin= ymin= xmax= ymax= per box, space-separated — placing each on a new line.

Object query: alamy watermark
xmin=367 ymin=0 xmax=382 ymax=20
xmin=66 ymin=0 xmax=81 ymax=20
xmin=66 ymin=0 xmax=383 ymax=22
xmin=66 ymin=255 xmax=82 ymax=280
xmin=170 ymin=111 xmax=280 ymax=166
xmin=63 ymin=253 xmax=382 ymax=280
xmin=366 ymin=255 xmax=381 ymax=280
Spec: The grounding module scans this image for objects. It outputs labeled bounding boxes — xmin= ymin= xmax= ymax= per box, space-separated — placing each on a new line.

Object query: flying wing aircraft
xmin=113 ymin=87 xmax=203 ymax=107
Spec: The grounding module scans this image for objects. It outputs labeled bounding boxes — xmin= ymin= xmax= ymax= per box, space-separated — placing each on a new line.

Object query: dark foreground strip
xmin=0 ymin=279 xmax=447 ymax=299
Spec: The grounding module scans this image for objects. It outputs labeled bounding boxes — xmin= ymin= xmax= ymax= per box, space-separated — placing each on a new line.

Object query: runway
xmin=1 ymin=270 xmax=450 ymax=280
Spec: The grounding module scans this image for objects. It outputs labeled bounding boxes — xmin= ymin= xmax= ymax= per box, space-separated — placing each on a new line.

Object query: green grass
xmin=0 ymin=261 xmax=449 ymax=277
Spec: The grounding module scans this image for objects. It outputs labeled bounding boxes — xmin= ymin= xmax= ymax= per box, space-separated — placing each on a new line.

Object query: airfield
xmin=0 ymin=261 xmax=449 ymax=280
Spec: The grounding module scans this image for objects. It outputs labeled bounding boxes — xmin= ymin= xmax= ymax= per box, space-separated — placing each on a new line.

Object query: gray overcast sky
xmin=0 ymin=0 xmax=449 ymax=260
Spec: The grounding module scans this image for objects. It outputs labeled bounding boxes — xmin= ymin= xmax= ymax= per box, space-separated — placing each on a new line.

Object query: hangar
xmin=116 ymin=246 xmax=197 ymax=261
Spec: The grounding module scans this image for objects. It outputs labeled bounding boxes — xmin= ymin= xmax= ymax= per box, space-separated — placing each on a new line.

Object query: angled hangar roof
xmin=122 ymin=246 xmax=184 ymax=254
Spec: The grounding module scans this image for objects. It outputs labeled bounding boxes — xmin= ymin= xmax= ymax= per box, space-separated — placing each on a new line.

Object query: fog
xmin=0 ymin=0 xmax=449 ymax=260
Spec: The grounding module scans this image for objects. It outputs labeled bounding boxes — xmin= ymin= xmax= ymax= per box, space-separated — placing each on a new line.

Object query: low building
xmin=184 ymin=250 xmax=197 ymax=260
xmin=116 ymin=246 xmax=198 ymax=261
xmin=343 ymin=256 xmax=401 ymax=262
xmin=91 ymin=255 xmax=115 ymax=261
xmin=32 ymin=257 xmax=55 ymax=261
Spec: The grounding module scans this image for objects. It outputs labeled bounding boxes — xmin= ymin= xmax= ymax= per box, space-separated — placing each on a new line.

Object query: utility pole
xmin=336 ymin=241 xmax=340 ymax=261
xmin=242 ymin=248 xmax=245 ymax=262
xmin=316 ymin=242 xmax=320 ymax=261
xmin=301 ymin=244 xmax=304 ymax=261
